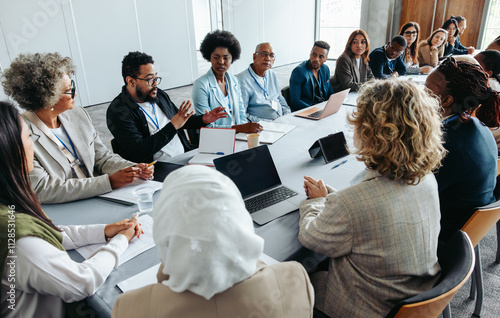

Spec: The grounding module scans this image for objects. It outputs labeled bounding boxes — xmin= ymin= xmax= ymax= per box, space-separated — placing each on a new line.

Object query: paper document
xmin=98 ymin=179 xmax=163 ymax=205
xmin=116 ymin=253 xmax=278 ymax=293
xmin=76 ymin=214 xmax=155 ymax=266
xmin=343 ymin=92 xmax=359 ymax=106
xmin=236 ymin=121 xmax=295 ymax=144
xmin=188 ymin=128 xmax=236 ymax=166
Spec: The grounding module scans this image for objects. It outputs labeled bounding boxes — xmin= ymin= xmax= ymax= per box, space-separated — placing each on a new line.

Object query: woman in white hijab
xmin=112 ymin=165 xmax=314 ymax=318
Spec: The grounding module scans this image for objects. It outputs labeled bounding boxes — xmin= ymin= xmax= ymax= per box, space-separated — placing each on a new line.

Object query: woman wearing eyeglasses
xmin=418 ymin=29 xmax=448 ymax=68
xmin=331 ymin=30 xmax=374 ymax=92
xmin=1 ymin=53 xmax=153 ymax=204
xmin=193 ymin=30 xmax=262 ymax=133
xmin=399 ymin=22 xmax=432 ymax=74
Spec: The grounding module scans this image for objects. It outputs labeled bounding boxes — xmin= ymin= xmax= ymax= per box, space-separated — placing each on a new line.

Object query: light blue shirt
xmin=192 ymin=68 xmax=247 ymax=128
xmin=236 ymin=65 xmax=291 ymax=122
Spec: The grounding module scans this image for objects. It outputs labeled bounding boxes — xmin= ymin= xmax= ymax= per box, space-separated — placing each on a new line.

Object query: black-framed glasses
xmin=135 ymin=77 xmax=162 ymax=86
xmin=62 ymin=80 xmax=76 ymax=99
xmin=404 ymin=31 xmax=418 ymax=36
xmin=255 ymin=51 xmax=276 ymax=60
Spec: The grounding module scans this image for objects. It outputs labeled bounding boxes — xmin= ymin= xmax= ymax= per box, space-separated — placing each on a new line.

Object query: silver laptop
xmin=294 ymin=88 xmax=350 ymax=120
xmin=214 ymin=145 xmax=306 ymax=225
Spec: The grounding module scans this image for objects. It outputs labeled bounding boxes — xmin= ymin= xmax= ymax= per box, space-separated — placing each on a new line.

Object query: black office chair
xmin=385 ymin=230 xmax=475 ymax=318
xmin=281 ymin=86 xmax=292 ymax=109
xmin=110 ymin=138 xmax=120 ymax=153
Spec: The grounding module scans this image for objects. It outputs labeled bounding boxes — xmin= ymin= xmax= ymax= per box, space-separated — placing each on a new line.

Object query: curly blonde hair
xmin=348 ymin=79 xmax=446 ymax=184
xmin=1 ymin=53 xmax=75 ymax=111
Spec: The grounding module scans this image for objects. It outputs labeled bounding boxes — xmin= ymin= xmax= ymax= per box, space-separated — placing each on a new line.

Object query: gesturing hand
xmin=171 ymin=100 xmax=194 ymax=129
xmin=202 ymin=106 xmax=228 ymax=124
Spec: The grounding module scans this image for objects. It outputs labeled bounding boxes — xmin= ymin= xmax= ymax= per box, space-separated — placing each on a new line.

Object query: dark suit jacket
xmin=289 ymin=60 xmax=334 ymax=110
xmin=106 ymin=86 xmax=206 ymax=163
xmin=368 ymin=46 xmax=407 ymax=79
xmin=332 ymin=52 xmax=373 ymax=92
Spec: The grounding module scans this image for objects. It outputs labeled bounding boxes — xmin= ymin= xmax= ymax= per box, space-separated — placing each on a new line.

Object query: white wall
xmin=0 ymin=0 xmax=198 ymax=107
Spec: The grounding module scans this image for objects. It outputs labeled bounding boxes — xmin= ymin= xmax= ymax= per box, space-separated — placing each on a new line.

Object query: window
xmin=318 ymin=0 xmax=362 ymax=59
xmin=483 ymin=0 xmax=500 ymax=49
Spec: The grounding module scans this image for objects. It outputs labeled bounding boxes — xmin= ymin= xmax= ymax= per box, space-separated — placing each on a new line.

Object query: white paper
xmin=76 ymin=214 xmax=155 ymax=266
xmin=236 ymin=122 xmax=296 ymax=144
xmin=189 ymin=128 xmax=236 ymax=166
xmin=115 ymin=253 xmax=279 ymax=293
xmin=98 ymin=179 xmax=163 ymax=204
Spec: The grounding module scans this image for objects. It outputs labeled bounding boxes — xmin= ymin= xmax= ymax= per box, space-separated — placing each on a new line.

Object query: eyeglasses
xmin=389 ymin=43 xmax=405 ymax=54
xmin=135 ymin=77 xmax=162 ymax=86
xmin=404 ymin=31 xmax=418 ymax=36
xmin=255 ymin=51 xmax=276 ymax=60
xmin=61 ymin=80 xmax=76 ymax=99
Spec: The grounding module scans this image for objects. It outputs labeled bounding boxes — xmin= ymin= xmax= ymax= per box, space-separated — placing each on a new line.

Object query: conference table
xmin=42 ymin=91 xmax=368 ymax=317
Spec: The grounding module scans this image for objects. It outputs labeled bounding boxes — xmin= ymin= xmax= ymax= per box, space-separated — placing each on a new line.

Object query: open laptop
xmin=214 ymin=145 xmax=306 ymax=225
xmin=295 ymin=87 xmax=350 ymax=120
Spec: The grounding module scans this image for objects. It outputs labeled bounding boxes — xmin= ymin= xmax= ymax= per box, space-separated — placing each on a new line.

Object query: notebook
xmin=294 ymin=88 xmax=350 ymax=120
xmin=188 ymin=127 xmax=236 ymax=166
xmin=214 ymin=145 xmax=306 ymax=225
xmin=235 ymin=121 xmax=296 ymax=144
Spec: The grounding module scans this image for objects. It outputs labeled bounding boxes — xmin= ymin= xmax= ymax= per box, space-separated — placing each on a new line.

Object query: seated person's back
xmin=112 ymin=165 xmax=314 ymax=318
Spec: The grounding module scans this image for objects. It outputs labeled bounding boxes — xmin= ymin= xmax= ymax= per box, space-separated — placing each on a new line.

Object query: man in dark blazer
xmin=107 ymin=52 xmax=225 ymax=163
xmin=289 ymin=41 xmax=334 ymax=110
xmin=368 ymin=36 xmax=407 ymax=79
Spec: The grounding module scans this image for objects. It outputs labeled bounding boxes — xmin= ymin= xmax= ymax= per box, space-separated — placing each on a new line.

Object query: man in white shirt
xmin=107 ymin=52 xmax=226 ymax=163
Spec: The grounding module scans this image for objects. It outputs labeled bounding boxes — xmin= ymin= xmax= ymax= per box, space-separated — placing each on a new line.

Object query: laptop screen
xmin=214 ymin=145 xmax=282 ymax=198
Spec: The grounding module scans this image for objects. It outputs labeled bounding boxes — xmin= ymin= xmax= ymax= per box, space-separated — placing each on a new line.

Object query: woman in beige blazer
xmin=112 ymin=165 xmax=314 ymax=318
xmin=299 ymin=80 xmax=446 ymax=317
xmin=418 ymin=28 xmax=448 ymax=68
xmin=1 ymin=53 xmax=153 ymax=203
xmin=331 ymin=30 xmax=373 ymax=92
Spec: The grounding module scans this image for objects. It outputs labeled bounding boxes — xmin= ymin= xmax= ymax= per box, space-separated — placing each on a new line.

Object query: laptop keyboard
xmin=245 ymin=187 xmax=298 ymax=214
xmin=307 ymin=110 xmax=322 ymax=119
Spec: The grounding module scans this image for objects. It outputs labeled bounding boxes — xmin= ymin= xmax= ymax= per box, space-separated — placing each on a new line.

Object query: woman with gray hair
xmin=2 ymin=53 xmax=153 ymax=203
xmin=112 ymin=165 xmax=314 ymax=318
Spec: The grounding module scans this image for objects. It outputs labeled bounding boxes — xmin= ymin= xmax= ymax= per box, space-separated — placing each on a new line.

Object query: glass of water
xmin=133 ymin=187 xmax=155 ymax=214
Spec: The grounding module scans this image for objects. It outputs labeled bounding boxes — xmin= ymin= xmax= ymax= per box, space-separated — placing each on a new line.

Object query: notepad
xmin=188 ymin=128 xmax=236 ymax=166
xmin=98 ymin=179 xmax=163 ymax=205
xmin=235 ymin=121 xmax=295 ymax=144
xmin=76 ymin=214 xmax=155 ymax=266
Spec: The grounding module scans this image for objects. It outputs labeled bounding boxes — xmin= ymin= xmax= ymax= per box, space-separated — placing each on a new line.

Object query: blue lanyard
xmin=224 ymin=80 xmax=232 ymax=113
xmin=442 ymin=114 xmax=459 ymax=124
xmin=248 ymin=68 xmax=269 ymax=97
xmin=53 ymin=127 xmax=80 ymax=164
xmin=131 ymin=98 xmax=160 ymax=130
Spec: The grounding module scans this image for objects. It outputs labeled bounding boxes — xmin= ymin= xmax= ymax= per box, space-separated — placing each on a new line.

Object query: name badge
xmin=271 ymin=100 xmax=279 ymax=112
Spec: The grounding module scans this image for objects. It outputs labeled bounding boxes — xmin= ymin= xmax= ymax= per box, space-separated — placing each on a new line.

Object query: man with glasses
xmin=236 ymin=43 xmax=291 ymax=121
xmin=369 ymin=35 xmax=407 ymax=79
xmin=107 ymin=51 xmax=226 ymax=163
xmin=289 ymin=40 xmax=335 ymax=110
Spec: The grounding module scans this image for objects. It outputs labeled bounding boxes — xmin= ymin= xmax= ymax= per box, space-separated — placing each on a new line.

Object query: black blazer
xmin=106 ymin=86 xmax=206 ymax=163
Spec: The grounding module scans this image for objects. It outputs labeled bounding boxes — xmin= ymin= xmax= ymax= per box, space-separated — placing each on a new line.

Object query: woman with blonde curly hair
xmin=298 ymin=79 xmax=445 ymax=317
xmin=1 ymin=53 xmax=153 ymax=203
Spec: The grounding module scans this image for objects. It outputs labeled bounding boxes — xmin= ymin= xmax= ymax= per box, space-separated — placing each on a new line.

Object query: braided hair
xmin=437 ymin=57 xmax=500 ymax=127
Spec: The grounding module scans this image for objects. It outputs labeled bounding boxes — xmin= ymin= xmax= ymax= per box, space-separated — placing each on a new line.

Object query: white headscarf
xmin=153 ymin=165 xmax=264 ymax=300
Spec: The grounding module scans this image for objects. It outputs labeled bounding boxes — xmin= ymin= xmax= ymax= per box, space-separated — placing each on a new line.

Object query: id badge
xmin=271 ymin=100 xmax=279 ymax=111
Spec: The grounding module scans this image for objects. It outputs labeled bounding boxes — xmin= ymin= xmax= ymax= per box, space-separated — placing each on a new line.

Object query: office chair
xmin=385 ymin=231 xmax=474 ymax=318
xmin=281 ymin=86 xmax=292 ymax=109
xmin=461 ymin=199 xmax=500 ymax=317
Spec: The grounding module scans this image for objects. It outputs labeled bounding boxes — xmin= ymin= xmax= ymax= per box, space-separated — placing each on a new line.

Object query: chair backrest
xmin=281 ymin=86 xmax=291 ymax=109
xmin=385 ymin=231 xmax=475 ymax=318
xmin=110 ymin=138 xmax=120 ymax=153
xmin=461 ymin=199 xmax=500 ymax=247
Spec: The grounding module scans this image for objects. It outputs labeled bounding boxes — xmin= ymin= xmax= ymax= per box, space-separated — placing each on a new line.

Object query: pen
xmin=331 ymin=159 xmax=348 ymax=170
xmin=147 ymin=160 xmax=157 ymax=167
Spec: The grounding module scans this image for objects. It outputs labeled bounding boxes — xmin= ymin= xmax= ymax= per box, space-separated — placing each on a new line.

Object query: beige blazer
xmin=112 ymin=261 xmax=314 ymax=318
xmin=331 ymin=52 xmax=373 ymax=92
xmin=417 ymin=41 xmax=445 ymax=67
xmin=299 ymin=170 xmax=441 ymax=317
xmin=25 ymin=106 xmax=134 ymax=203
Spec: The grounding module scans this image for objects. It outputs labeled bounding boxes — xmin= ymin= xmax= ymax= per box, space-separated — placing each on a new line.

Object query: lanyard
xmin=442 ymin=114 xmax=459 ymax=124
xmin=131 ymin=97 xmax=160 ymax=130
xmin=248 ymin=68 xmax=269 ymax=97
xmin=53 ymin=127 xmax=80 ymax=165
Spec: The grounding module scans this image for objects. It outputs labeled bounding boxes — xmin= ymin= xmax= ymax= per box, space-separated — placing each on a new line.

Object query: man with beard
xmin=368 ymin=35 xmax=407 ymax=79
xmin=107 ymin=52 xmax=226 ymax=163
xmin=289 ymin=41 xmax=334 ymax=110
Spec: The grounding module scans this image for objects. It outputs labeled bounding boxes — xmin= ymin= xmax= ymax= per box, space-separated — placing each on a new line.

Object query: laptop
xmin=214 ymin=145 xmax=306 ymax=225
xmin=294 ymin=88 xmax=350 ymax=120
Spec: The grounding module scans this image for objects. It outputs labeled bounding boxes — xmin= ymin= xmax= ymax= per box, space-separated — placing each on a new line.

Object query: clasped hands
xmin=304 ymin=176 xmax=328 ymax=199
xmin=109 ymin=163 xmax=154 ymax=189
xmin=105 ymin=214 xmax=144 ymax=241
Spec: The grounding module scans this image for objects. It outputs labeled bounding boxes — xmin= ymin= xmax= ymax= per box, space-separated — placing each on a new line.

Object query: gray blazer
xmin=25 ymin=106 xmax=134 ymax=204
xmin=299 ymin=169 xmax=441 ymax=317
xmin=331 ymin=52 xmax=373 ymax=92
